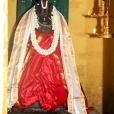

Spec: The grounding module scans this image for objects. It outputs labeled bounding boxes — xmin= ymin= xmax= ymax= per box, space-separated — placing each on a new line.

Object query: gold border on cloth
xmin=8 ymin=11 xmax=30 ymax=104
xmin=59 ymin=15 xmax=73 ymax=113
xmin=60 ymin=15 xmax=87 ymax=114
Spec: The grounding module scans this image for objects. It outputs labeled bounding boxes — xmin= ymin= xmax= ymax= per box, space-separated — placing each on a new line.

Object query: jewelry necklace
xmin=38 ymin=18 xmax=52 ymax=27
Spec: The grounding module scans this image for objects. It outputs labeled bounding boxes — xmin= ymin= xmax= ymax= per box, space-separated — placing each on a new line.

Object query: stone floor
xmin=8 ymin=110 xmax=61 ymax=114
xmin=8 ymin=110 xmax=69 ymax=114
xmin=8 ymin=112 xmax=69 ymax=114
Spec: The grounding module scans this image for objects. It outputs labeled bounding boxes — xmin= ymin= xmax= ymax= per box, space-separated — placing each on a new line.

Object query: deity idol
xmin=8 ymin=0 xmax=95 ymax=114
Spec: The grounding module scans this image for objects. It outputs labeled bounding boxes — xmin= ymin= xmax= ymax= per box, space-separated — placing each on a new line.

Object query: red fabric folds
xmin=16 ymin=30 xmax=67 ymax=110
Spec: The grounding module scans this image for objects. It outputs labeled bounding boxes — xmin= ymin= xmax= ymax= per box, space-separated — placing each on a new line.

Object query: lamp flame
xmin=93 ymin=28 xmax=96 ymax=33
xmin=88 ymin=11 xmax=90 ymax=15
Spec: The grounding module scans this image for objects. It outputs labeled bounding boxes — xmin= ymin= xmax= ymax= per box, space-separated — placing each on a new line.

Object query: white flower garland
xmin=30 ymin=6 xmax=59 ymax=56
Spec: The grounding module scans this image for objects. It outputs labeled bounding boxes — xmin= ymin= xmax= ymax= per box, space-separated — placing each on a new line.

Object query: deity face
xmin=35 ymin=1 xmax=53 ymax=33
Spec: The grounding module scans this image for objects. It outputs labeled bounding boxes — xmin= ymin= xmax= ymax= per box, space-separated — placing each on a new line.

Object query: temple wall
xmin=69 ymin=0 xmax=114 ymax=114
xmin=8 ymin=0 xmax=17 ymax=40
xmin=8 ymin=0 xmax=114 ymax=114
xmin=69 ymin=0 xmax=103 ymax=113
xmin=8 ymin=0 xmax=17 ymax=60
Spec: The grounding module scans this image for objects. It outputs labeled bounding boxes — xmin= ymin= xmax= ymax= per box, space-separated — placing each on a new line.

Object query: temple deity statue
xmin=8 ymin=0 xmax=99 ymax=114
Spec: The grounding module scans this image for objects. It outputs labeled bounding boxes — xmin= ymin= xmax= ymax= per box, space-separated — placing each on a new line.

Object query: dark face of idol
xmin=35 ymin=0 xmax=53 ymax=33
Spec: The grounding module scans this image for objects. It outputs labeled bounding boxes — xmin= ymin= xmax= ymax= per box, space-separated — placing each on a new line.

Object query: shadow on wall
xmin=103 ymin=39 xmax=114 ymax=114
xmin=85 ymin=0 xmax=114 ymax=113
xmin=89 ymin=0 xmax=114 ymax=113
xmin=8 ymin=23 xmax=17 ymax=62
xmin=103 ymin=0 xmax=114 ymax=114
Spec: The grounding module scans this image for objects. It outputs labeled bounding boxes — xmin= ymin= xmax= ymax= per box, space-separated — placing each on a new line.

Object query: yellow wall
xmin=8 ymin=0 xmax=17 ymax=60
xmin=69 ymin=0 xmax=114 ymax=114
xmin=69 ymin=0 xmax=103 ymax=113
xmin=8 ymin=0 xmax=17 ymax=40
xmin=8 ymin=0 xmax=114 ymax=114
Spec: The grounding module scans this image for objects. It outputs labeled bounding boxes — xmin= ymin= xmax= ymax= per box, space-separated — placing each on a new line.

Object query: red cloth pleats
xmin=15 ymin=30 xmax=67 ymax=110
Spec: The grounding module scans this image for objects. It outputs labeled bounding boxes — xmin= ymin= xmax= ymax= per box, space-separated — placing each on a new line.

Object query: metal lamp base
xmin=98 ymin=33 xmax=113 ymax=38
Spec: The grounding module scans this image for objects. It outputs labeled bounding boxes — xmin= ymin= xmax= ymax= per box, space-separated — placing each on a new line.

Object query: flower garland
xmin=30 ymin=6 xmax=59 ymax=56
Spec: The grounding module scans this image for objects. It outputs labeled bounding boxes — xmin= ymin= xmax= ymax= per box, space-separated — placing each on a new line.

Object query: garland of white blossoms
xmin=30 ymin=6 xmax=59 ymax=55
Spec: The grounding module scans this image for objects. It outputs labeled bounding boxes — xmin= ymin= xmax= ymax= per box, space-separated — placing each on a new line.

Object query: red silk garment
xmin=16 ymin=30 xmax=67 ymax=110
